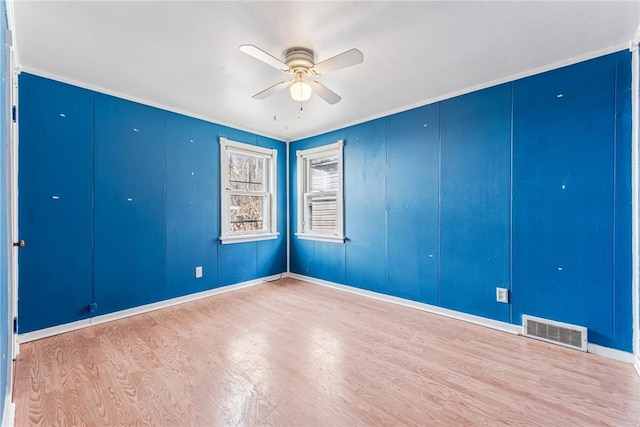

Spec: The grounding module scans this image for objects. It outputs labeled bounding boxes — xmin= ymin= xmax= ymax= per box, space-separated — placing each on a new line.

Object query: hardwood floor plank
xmin=13 ymin=278 xmax=640 ymax=426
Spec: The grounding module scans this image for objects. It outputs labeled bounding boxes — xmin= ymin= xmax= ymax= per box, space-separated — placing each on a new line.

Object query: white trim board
xmin=295 ymin=43 xmax=629 ymax=142
xmin=587 ymin=343 xmax=636 ymax=364
xmin=18 ymin=274 xmax=282 ymax=343
xmin=2 ymin=395 xmax=14 ymax=427
xmin=22 ymin=44 xmax=628 ymax=145
xmin=285 ymin=273 xmax=521 ymax=335
xmin=635 ymin=356 xmax=640 ymax=376
xmin=17 ymin=66 xmax=287 ymax=144
xmin=5 ymin=0 xmax=17 ymax=66
xmin=286 ymin=273 xmax=637 ymax=365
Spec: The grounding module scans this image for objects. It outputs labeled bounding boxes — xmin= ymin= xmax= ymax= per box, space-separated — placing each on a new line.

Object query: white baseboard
xmin=2 ymin=394 xmax=14 ymax=427
xmin=286 ymin=273 xmax=521 ymax=335
xmin=587 ymin=343 xmax=635 ymax=364
xmin=286 ymin=273 xmax=637 ymax=365
xmin=18 ymin=272 xmax=638 ymax=370
xmin=18 ymin=274 xmax=282 ymax=343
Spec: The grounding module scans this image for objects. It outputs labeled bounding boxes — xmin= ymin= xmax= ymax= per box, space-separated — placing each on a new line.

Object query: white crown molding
xmin=632 ymin=23 xmax=640 ymax=49
xmin=295 ymin=43 xmax=630 ymax=142
xmin=5 ymin=0 xmax=17 ymax=64
xmin=17 ymin=66 xmax=287 ymax=143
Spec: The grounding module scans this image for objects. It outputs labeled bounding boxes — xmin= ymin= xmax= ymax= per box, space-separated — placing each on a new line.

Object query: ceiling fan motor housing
xmin=285 ymin=47 xmax=315 ymax=73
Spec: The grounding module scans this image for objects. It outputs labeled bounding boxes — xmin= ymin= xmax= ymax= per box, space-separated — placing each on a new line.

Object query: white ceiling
xmin=11 ymin=1 xmax=640 ymax=141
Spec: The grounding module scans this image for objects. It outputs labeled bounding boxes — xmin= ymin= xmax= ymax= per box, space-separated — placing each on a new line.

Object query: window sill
xmin=220 ymin=232 xmax=279 ymax=245
xmin=295 ymin=233 xmax=345 ymax=244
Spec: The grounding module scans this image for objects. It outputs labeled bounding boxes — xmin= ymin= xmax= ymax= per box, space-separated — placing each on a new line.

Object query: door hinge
xmin=12 ymin=317 xmax=17 ymax=334
xmin=89 ymin=303 xmax=97 ymax=313
xmin=12 ymin=105 xmax=16 ymax=123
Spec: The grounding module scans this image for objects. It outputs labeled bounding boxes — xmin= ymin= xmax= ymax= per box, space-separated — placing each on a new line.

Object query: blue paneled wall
xmin=165 ymin=113 xmax=219 ymax=298
xmin=18 ymin=73 xmax=287 ymax=333
xmin=511 ymin=54 xmax=623 ymax=348
xmin=386 ymin=105 xmax=439 ymax=303
xmin=17 ymin=50 xmax=634 ymax=353
xmin=345 ymin=119 xmax=387 ymax=295
xmin=290 ymin=51 xmax=633 ymax=351
xmin=18 ymin=75 xmax=94 ymax=327
xmin=440 ymin=85 xmax=511 ymax=322
xmin=94 ymin=94 xmax=166 ymax=315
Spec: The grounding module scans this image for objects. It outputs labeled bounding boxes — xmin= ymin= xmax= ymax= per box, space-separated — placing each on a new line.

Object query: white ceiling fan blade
xmin=253 ymin=80 xmax=292 ymax=100
xmin=309 ymin=81 xmax=342 ymax=104
xmin=312 ymin=48 xmax=364 ymax=75
xmin=239 ymin=44 xmax=288 ymax=71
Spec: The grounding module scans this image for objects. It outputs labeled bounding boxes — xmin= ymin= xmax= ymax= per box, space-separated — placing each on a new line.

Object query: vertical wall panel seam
xmin=384 ymin=119 xmax=388 ymax=295
xmin=437 ymin=102 xmax=442 ymax=306
xmin=90 ymin=93 xmax=95 ymax=311
xmin=509 ymin=82 xmax=514 ymax=325
xmin=163 ymin=112 xmax=167 ymax=299
xmin=612 ymin=56 xmax=618 ymax=338
xmin=286 ymin=140 xmax=290 ymax=273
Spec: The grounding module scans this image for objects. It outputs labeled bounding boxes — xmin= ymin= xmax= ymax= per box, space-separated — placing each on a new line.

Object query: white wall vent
xmin=522 ymin=315 xmax=587 ymax=352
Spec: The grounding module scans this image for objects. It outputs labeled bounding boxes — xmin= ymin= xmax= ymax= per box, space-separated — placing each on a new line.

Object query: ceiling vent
xmin=522 ymin=315 xmax=587 ymax=352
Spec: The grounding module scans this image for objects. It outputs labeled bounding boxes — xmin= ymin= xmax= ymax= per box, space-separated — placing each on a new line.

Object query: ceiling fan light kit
xmin=290 ymin=80 xmax=312 ymax=102
xmin=239 ymin=44 xmax=364 ymax=105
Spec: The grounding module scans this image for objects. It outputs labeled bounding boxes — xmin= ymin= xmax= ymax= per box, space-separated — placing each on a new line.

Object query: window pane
xmin=310 ymin=196 xmax=337 ymax=233
xmin=228 ymin=153 xmax=264 ymax=191
xmin=309 ymin=156 xmax=338 ymax=193
xmin=230 ymin=195 xmax=264 ymax=232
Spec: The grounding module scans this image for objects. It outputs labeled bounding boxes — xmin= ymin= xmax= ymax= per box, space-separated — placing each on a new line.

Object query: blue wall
xmin=290 ymin=51 xmax=633 ymax=352
xmin=511 ymin=53 xmax=631 ymax=349
xmin=18 ymin=74 xmax=287 ymax=333
xmin=16 ymin=50 xmax=635 ymax=353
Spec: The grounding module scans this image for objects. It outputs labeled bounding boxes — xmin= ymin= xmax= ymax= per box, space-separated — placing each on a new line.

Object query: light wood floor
xmin=13 ymin=278 xmax=640 ymax=426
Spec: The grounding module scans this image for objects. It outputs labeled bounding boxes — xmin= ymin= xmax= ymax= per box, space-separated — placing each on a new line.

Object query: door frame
xmin=7 ymin=40 xmax=17 ymax=364
xmin=2 ymin=2 xmax=19 ymax=420
xmin=632 ymin=29 xmax=640 ymax=374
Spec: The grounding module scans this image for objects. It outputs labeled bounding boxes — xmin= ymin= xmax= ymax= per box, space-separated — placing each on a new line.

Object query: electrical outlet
xmin=496 ymin=287 xmax=509 ymax=303
xmin=195 ymin=266 xmax=203 ymax=278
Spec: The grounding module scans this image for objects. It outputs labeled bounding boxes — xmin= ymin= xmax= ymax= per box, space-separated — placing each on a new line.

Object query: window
xmin=220 ymin=138 xmax=278 ymax=244
xmin=296 ymin=140 xmax=344 ymax=243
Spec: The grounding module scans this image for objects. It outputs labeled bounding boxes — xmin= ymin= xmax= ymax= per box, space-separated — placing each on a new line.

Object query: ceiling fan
xmin=239 ymin=44 xmax=364 ymax=104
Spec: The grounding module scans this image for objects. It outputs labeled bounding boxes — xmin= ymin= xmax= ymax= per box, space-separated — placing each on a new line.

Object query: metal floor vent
xmin=522 ymin=315 xmax=587 ymax=352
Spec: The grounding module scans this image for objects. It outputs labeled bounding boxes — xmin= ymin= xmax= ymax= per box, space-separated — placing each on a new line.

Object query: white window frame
xmin=296 ymin=140 xmax=345 ymax=243
xmin=220 ymin=137 xmax=278 ymax=244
